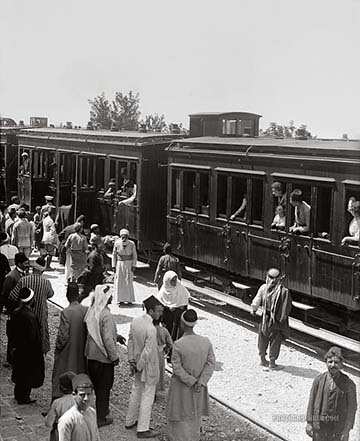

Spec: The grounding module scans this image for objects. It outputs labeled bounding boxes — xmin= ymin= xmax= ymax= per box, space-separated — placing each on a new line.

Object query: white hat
xmin=21 ymin=152 xmax=29 ymax=157
xmin=120 ymin=228 xmax=129 ymax=237
xmin=45 ymin=195 xmax=54 ymax=201
xmin=20 ymin=288 xmax=34 ymax=303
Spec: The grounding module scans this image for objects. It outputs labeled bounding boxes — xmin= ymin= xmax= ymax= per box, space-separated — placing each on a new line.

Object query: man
xmin=58 ymin=373 xmax=100 ymax=441
xmin=104 ymin=180 xmax=116 ymax=199
xmin=7 ymin=195 xmax=21 ymax=213
xmin=11 ymin=287 xmax=45 ymax=404
xmin=11 ymin=208 xmax=34 ymax=258
xmin=5 ymin=208 xmax=18 ymax=237
xmin=306 ymin=346 xmax=357 ymax=441
xmin=271 ymin=182 xmax=287 ymax=209
xmin=52 ymin=283 xmax=88 ymax=400
xmin=78 ymin=242 xmax=105 ymax=301
xmin=1 ymin=253 xmax=29 ymax=363
xmin=230 ymin=195 xmax=247 ymax=221
xmin=289 ymin=188 xmax=311 ymax=234
xmin=0 ymin=252 xmax=10 ymax=302
xmin=0 ymin=232 xmax=18 ymax=268
xmin=65 ymin=222 xmax=88 ymax=282
xmin=166 ymin=309 xmax=216 ymax=441
xmin=41 ymin=195 xmax=56 ymax=219
xmin=42 ymin=209 xmax=59 ymax=270
xmin=8 ymin=257 xmax=54 ymax=354
xmin=251 ymin=268 xmax=292 ymax=370
xmin=125 ymin=295 xmax=163 ymax=438
xmin=58 ymin=215 xmax=85 ymax=275
xmin=85 ymin=284 xmax=125 ymax=428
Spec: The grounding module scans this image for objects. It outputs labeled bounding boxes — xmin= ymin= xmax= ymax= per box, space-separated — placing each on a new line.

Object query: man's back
xmin=174 ymin=334 xmax=213 ymax=377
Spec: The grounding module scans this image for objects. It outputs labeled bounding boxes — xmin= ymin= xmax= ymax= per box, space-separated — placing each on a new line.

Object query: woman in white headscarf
xmin=158 ymin=270 xmax=190 ymax=342
xmin=112 ymin=229 xmax=137 ymax=305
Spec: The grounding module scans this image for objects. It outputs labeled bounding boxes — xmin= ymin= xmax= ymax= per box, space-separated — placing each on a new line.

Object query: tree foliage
xmin=262 ymin=121 xmax=312 ymax=139
xmin=140 ymin=113 xmax=167 ymax=132
xmin=88 ymin=93 xmax=112 ymax=130
xmin=88 ymin=91 xmax=141 ymax=131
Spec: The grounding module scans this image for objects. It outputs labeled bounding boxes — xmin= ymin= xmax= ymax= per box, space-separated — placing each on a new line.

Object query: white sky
xmin=1 ymin=0 xmax=359 ymax=138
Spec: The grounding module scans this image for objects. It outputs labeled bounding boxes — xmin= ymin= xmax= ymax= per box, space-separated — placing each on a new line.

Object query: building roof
xmin=189 ymin=112 xmax=262 ymax=119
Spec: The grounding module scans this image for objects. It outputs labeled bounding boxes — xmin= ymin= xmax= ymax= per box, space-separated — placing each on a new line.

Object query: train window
xmin=129 ymin=162 xmax=137 ymax=184
xmin=171 ymin=169 xmax=181 ymax=209
xmin=344 ymin=188 xmax=360 ymax=244
xmin=183 ymin=170 xmax=196 ymax=211
xmin=117 ymin=161 xmax=128 ymax=190
xmin=33 ymin=151 xmax=39 ymax=177
xmin=95 ymin=158 xmax=105 ymax=190
xmin=109 ymin=160 xmax=116 ymax=181
xmin=314 ymin=187 xmax=332 ymax=239
xmin=242 ymin=120 xmax=253 ymax=136
xmin=217 ymin=174 xmax=228 ymax=217
xmin=88 ymin=157 xmax=94 ymax=188
xmin=289 ymin=184 xmax=311 ymax=235
xmin=231 ymin=176 xmax=247 ymax=221
xmin=250 ymin=179 xmax=263 ymax=225
xmin=222 ymin=119 xmax=236 ymax=135
xmin=199 ymin=172 xmax=210 ymax=215
xmin=81 ymin=157 xmax=87 ymax=187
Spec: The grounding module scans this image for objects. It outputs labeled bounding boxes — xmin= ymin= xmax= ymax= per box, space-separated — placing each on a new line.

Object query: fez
xmin=72 ymin=373 xmax=93 ymax=391
xmin=143 ymin=295 xmax=163 ymax=311
xmin=59 ymin=371 xmax=76 ymax=393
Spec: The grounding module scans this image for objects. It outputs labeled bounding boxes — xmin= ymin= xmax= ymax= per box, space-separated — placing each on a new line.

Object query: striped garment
xmin=9 ymin=274 xmax=54 ymax=354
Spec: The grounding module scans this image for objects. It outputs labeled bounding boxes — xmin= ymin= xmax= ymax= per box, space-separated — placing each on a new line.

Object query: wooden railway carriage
xmin=0 ymin=127 xmax=20 ymax=204
xmin=17 ymin=128 xmax=181 ymax=251
xmin=167 ymin=135 xmax=360 ymax=322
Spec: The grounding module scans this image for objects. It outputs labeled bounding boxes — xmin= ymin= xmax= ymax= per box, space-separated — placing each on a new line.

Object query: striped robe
xmin=9 ymin=274 xmax=54 ymax=354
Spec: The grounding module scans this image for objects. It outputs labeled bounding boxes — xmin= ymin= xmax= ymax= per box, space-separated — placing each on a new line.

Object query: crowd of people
xmin=0 ymin=194 xmax=358 ymax=441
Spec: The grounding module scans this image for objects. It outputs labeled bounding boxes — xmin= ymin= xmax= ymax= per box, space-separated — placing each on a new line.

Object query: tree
xmin=88 ymin=93 xmax=112 ymax=130
xmin=263 ymin=121 xmax=312 ymax=139
xmin=141 ymin=113 xmax=167 ymax=132
xmin=111 ymin=90 xmax=140 ymax=131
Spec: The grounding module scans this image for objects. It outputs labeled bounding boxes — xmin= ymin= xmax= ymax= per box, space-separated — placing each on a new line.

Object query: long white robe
xmin=112 ymin=239 xmax=137 ymax=303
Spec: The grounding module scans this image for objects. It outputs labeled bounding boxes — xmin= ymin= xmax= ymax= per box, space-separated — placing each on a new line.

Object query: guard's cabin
xmin=189 ymin=112 xmax=261 ymax=137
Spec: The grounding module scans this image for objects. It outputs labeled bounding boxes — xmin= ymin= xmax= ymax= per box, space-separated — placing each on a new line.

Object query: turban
xmin=181 ymin=309 xmax=198 ymax=327
xmin=120 ymin=228 xmax=129 ymax=237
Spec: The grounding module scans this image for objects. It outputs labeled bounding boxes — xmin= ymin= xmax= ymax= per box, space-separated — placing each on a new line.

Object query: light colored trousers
xmin=126 ymin=373 xmax=156 ymax=432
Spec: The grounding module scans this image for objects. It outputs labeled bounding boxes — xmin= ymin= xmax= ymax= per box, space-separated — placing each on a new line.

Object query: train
xmin=1 ymin=112 xmax=359 ymax=334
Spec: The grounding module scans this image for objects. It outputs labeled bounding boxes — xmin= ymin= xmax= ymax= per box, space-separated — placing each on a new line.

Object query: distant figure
xmin=230 ymin=195 xmax=247 ymax=220
xmin=46 ymin=371 xmax=76 ymax=441
xmin=158 ymin=270 xmax=190 ymax=342
xmin=52 ymin=283 xmax=88 ymax=400
xmin=41 ymin=195 xmax=56 ymax=219
xmin=104 ymin=179 xmax=116 ymax=199
xmin=42 ymin=209 xmax=59 ymax=270
xmin=0 ymin=232 xmax=18 ymax=269
xmin=11 ymin=208 xmax=34 ymax=258
xmin=33 ymin=206 xmax=43 ymax=251
xmin=118 ymin=167 xmax=137 ymax=206
xmin=11 ymin=287 xmax=45 ymax=404
xmin=58 ymin=215 xmax=85 ymax=278
xmin=154 ymin=318 xmax=173 ymax=394
xmin=166 ymin=309 xmax=216 ymax=441
xmin=78 ymin=242 xmax=105 ymax=301
xmin=154 ymin=242 xmax=182 ymax=290
xmin=271 ymin=182 xmax=287 ymax=208
xmin=251 ymin=268 xmax=292 ymax=370
xmin=8 ymin=257 xmax=54 ymax=354
xmin=19 ymin=152 xmax=30 ymax=176
xmin=112 ymin=229 xmax=137 ymax=305
xmin=306 ymin=346 xmax=357 ymax=441
xmin=65 ymin=222 xmax=88 ymax=282
xmin=89 ymin=224 xmax=105 ymax=252
xmin=289 ymin=189 xmax=311 ymax=234
xmin=0 ymin=252 xmax=10 ymax=307
xmin=7 ymin=195 xmax=21 ymax=213
xmin=5 ymin=208 xmax=18 ymax=237
xmin=271 ymin=205 xmax=286 ymax=230
xmin=125 ymin=295 xmax=163 ymax=438
xmin=58 ymin=374 xmax=100 ymax=441
xmin=341 ymin=198 xmax=360 ymax=246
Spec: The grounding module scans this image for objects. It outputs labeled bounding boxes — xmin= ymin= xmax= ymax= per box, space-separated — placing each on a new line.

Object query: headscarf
xmin=84 ymin=284 xmax=112 ymax=357
xmin=157 ymin=270 xmax=189 ymax=308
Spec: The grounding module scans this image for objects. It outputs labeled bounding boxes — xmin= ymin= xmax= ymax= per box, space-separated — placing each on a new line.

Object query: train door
xmin=283 ymin=179 xmax=313 ymax=296
xmin=18 ymin=147 xmax=32 ymax=209
xmin=181 ymin=169 xmax=197 ymax=259
xmin=76 ymin=154 xmax=100 ymax=226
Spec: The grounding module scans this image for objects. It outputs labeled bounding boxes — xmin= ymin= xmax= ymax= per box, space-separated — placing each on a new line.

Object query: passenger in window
xmin=230 ymin=195 xmax=247 ymax=221
xmin=271 ymin=205 xmax=286 ymax=231
xmin=341 ymin=199 xmax=360 ymax=246
xmin=289 ymin=189 xmax=311 ymax=234
xmin=271 ymin=182 xmax=286 ymax=208
xmin=118 ymin=167 xmax=136 ymax=206
xmin=104 ymin=179 xmax=116 ymax=199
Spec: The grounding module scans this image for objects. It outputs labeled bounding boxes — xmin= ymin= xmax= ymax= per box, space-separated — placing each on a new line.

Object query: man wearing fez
xmin=125 ymin=295 xmax=163 ymax=438
xmin=251 ymin=268 xmax=292 ymax=370
xmin=58 ymin=373 xmax=100 ymax=441
xmin=306 ymin=346 xmax=357 ymax=441
xmin=166 ymin=309 xmax=216 ymax=441
xmin=41 ymin=195 xmax=56 ymax=219
xmin=11 ymin=287 xmax=44 ymax=404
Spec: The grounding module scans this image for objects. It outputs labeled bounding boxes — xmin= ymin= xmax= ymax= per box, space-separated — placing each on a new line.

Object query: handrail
xmin=312 ymin=248 xmax=354 ymax=260
xmin=248 ymin=233 xmax=281 ymax=245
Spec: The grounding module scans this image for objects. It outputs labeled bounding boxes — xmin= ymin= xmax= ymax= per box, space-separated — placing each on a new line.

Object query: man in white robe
xmin=166 ymin=309 xmax=216 ymax=441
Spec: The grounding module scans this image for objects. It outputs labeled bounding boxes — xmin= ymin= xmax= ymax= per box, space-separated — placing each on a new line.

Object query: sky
xmin=1 ymin=0 xmax=359 ymax=138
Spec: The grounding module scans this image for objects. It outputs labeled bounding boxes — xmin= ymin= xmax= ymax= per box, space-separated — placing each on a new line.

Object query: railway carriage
xmin=166 ymin=113 xmax=360 ymax=331
xmin=0 ymin=126 xmax=20 ymax=204
xmin=17 ymin=128 xmax=182 ymax=252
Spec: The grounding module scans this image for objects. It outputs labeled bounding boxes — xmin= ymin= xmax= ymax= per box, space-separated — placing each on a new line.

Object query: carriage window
xmin=117 ymin=161 xmax=128 ymax=190
xmin=171 ymin=169 xmax=181 ymax=209
xmin=250 ymin=179 xmax=263 ymax=225
xmin=222 ymin=119 xmax=237 ymax=135
xmin=199 ymin=172 xmax=209 ymax=216
xmin=242 ymin=120 xmax=253 ymax=136
xmin=314 ymin=187 xmax=332 ymax=239
xmin=129 ymin=162 xmax=137 ymax=184
xmin=231 ymin=176 xmax=247 ymax=221
xmin=217 ymin=174 xmax=228 ymax=217
xmin=81 ymin=157 xmax=87 ymax=187
xmin=96 ymin=158 xmax=105 ymax=190
xmin=33 ymin=151 xmax=39 ymax=177
xmin=88 ymin=157 xmax=94 ymax=188
xmin=109 ymin=160 xmax=116 ymax=181
xmin=289 ymin=184 xmax=311 ymax=235
xmin=344 ymin=188 xmax=360 ymax=245
xmin=183 ymin=171 xmax=196 ymax=211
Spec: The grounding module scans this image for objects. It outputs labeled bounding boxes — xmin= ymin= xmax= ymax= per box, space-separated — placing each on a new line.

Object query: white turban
xmin=119 ymin=228 xmax=129 ymax=237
